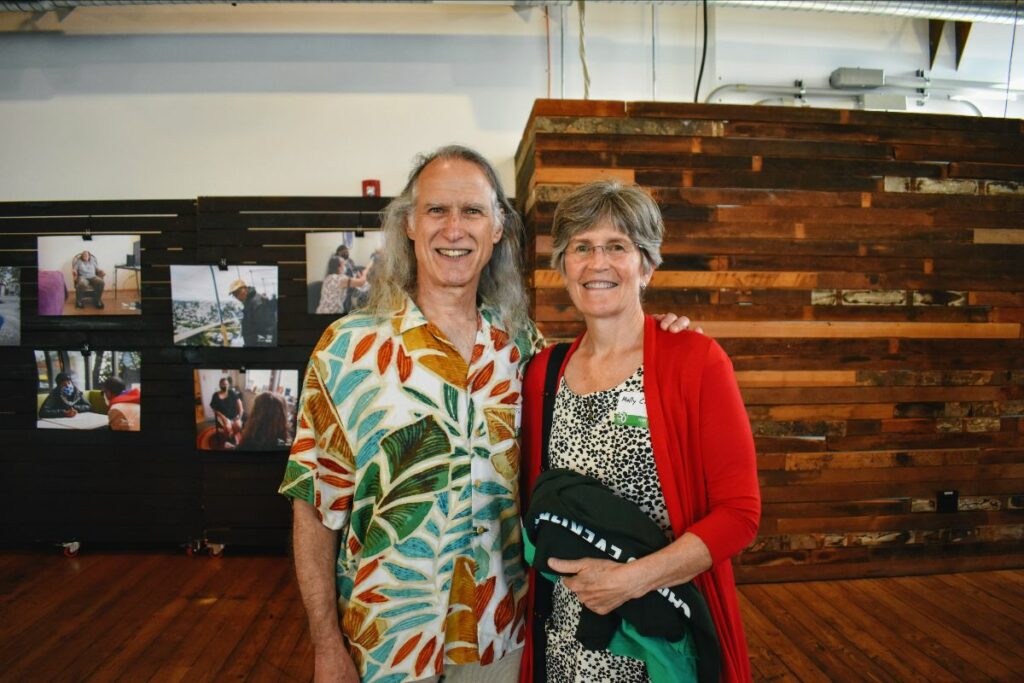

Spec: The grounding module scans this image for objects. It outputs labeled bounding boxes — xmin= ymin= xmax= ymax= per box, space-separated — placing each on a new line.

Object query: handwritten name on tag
xmin=612 ymin=391 xmax=648 ymax=428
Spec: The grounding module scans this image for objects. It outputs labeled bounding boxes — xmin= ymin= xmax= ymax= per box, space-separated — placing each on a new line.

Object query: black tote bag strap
xmin=533 ymin=342 xmax=570 ymax=683
xmin=541 ymin=342 xmax=571 ymax=473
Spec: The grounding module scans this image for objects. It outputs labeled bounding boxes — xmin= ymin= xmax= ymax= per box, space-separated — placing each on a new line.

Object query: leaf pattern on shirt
xmin=353 ymin=332 xmax=377 ymax=362
xmin=404 ymin=324 xmax=469 ymax=389
xmin=490 ymin=444 xmax=519 ymax=482
xmin=445 ymin=555 xmax=479 ymax=663
xmin=483 ymin=406 xmax=516 ymax=445
xmin=278 ymin=299 xmax=544 ymax=683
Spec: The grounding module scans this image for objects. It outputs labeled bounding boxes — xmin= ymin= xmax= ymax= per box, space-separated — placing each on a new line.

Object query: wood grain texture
xmin=518 ymin=99 xmax=1024 ymax=580
xmin=3 ymin=553 xmax=1021 ymax=683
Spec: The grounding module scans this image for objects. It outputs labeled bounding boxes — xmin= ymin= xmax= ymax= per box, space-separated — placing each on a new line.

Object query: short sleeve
xmin=278 ymin=356 xmax=356 ymax=532
xmin=514 ymin=319 xmax=546 ymax=367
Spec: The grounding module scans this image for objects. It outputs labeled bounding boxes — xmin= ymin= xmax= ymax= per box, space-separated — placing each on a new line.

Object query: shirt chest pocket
xmin=480 ymin=404 xmax=520 ymax=482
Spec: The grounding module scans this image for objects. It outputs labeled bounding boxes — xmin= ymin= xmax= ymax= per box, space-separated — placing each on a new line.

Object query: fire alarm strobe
xmin=362 ymin=179 xmax=381 ymax=197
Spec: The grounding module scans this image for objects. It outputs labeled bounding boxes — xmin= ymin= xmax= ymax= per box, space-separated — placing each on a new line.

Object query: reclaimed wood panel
xmin=517 ymin=99 xmax=1024 ymax=581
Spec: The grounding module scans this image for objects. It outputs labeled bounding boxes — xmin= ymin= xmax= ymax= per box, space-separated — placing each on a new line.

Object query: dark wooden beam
xmin=955 ymin=21 xmax=973 ymax=70
xmin=929 ymin=19 xmax=946 ymax=69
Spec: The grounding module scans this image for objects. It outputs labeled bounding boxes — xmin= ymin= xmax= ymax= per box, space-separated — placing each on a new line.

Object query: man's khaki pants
xmin=416 ymin=647 xmax=522 ymax=683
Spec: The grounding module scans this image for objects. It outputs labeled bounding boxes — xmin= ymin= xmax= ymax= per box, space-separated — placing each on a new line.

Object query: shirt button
xmin=474 ymin=479 xmax=483 ymax=488
xmin=475 ymin=526 xmax=486 ymax=535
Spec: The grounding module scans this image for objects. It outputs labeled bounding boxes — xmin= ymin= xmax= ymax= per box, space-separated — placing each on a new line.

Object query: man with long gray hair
xmin=280 ymin=145 xmax=541 ymax=683
xmin=279 ymin=146 xmax=688 ymax=683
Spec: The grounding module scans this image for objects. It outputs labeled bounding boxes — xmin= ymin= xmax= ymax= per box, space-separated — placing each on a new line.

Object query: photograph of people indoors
xmin=171 ymin=265 xmax=278 ymax=347
xmin=36 ymin=235 xmax=142 ymax=316
xmin=0 ymin=266 xmax=20 ymax=346
xmin=193 ymin=368 xmax=298 ymax=451
xmin=305 ymin=230 xmax=384 ymax=315
xmin=36 ymin=349 xmax=141 ymax=431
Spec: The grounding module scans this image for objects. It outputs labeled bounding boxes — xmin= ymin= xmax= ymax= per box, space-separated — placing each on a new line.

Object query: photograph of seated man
xmin=72 ymin=250 xmax=106 ymax=309
xmin=37 ymin=235 xmax=142 ymax=316
xmin=38 ymin=371 xmax=92 ymax=420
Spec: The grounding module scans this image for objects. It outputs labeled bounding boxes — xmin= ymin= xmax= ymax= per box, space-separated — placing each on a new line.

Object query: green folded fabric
xmin=524 ymin=526 xmax=699 ymax=683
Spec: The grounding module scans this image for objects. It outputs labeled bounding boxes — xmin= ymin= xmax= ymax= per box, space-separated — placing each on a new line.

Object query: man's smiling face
xmin=407 ymin=158 xmax=503 ymax=297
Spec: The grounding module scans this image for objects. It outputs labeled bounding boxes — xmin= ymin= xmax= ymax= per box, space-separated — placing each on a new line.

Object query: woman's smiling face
xmin=561 ymin=217 xmax=651 ymax=321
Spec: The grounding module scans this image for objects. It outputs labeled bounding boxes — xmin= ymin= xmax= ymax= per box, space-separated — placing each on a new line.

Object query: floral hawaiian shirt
xmin=279 ymin=297 xmax=543 ymax=683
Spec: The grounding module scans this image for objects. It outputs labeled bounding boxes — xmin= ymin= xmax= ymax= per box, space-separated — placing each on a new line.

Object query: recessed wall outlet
xmin=936 ymin=490 xmax=959 ymax=513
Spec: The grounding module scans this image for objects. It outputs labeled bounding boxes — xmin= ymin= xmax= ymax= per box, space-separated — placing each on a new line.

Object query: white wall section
xmin=0 ymin=4 xmax=1020 ymax=201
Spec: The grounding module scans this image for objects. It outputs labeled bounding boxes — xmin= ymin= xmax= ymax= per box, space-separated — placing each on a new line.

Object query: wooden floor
xmin=1 ymin=552 xmax=1021 ymax=682
xmin=59 ymin=290 xmax=141 ymax=316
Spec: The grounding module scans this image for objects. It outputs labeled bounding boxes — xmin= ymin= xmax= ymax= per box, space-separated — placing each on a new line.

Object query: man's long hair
xmin=364 ymin=145 xmax=530 ymax=337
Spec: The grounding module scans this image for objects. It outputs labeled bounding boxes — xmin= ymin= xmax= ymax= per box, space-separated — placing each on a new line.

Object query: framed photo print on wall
xmin=35 ymin=349 xmax=141 ymax=431
xmin=193 ymin=368 xmax=299 ymax=451
xmin=37 ymin=235 xmax=142 ymax=316
xmin=305 ymin=231 xmax=383 ymax=316
xmin=171 ymin=265 xmax=278 ymax=347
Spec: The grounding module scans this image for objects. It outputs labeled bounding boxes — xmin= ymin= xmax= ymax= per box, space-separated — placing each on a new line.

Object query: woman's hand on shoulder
xmin=652 ymin=313 xmax=703 ymax=335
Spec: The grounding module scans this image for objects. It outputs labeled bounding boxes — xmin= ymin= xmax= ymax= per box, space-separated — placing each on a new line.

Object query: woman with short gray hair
xmin=549 ymin=180 xmax=664 ymax=277
xmin=520 ymin=180 xmax=760 ymax=682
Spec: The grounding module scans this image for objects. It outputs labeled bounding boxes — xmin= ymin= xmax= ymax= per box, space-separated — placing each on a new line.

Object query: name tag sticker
xmin=612 ymin=391 xmax=648 ymax=428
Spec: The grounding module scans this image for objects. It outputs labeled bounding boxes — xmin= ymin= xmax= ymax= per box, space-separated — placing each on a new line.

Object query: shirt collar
xmin=394 ymin=294 xmax=506 ymax=338
xmin=395 ymin=295 xmax=431 ymax=335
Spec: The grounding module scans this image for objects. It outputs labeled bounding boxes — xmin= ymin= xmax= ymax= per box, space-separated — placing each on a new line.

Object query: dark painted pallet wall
xmin=0 ymin=196 xmax=386 ymax=552
xmin=515 ymin=99 xmax=1024 ymax=582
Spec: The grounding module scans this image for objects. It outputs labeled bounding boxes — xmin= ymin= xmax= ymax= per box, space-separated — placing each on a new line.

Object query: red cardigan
xmin=519 ymin=316 xmax=760 ymax=682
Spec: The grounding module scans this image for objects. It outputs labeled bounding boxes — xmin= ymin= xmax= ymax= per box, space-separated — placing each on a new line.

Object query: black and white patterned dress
xmin=544 ymin=365 xmax=672 ymax=683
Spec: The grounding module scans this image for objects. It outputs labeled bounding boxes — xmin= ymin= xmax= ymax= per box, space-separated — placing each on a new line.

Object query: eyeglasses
xmin=565 ymin=240 xmax=641 ymax=262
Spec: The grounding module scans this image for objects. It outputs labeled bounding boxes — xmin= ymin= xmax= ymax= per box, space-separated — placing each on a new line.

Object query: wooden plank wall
xmin=515 ymin=99 xmax=1024 ymax=582
xmin=0 ymin=197 xmax=385 ymax=552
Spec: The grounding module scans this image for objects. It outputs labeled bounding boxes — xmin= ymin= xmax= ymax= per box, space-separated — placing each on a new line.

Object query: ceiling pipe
xmin=1 ymin=1 xmax=1023 ymax=26
xmin=512 ymin=1 xmax=1024 ymax=25
xmin=705 ymin=0 xmax=1024 ymax=26
xmin=708 ymin=75 xmax=1024 ymax=101
xmin=949 ymin=96 xmax=984 ymax=116
xmin=706 ymin=81 xmax=988 ymax=115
